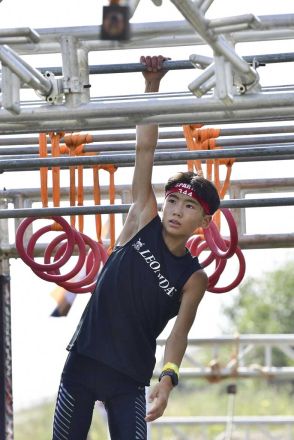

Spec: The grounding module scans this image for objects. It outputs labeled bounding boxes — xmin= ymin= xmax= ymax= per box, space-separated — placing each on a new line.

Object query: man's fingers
xmin=140 ymin=54 xmax=171 ymax=73
xmin=151 ymin=55 xmax=159 ymax=71
xmin=145 ymin=405 xmax=164 ymax=422
xmin=140 ymin=55 xmax=146 ymax=65
xmin=157 ymin=55 xmax=166 ymax=70
xmin=144 ymin=55 xmax=152 ymax=71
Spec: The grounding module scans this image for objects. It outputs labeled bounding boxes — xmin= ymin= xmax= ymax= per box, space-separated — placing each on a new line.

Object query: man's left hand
xmin=145 ymin=379 xmax=173 ymax=422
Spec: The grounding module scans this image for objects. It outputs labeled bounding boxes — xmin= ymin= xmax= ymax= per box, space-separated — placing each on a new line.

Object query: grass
xmin=13 ymin=380 xmax=294 ymax=439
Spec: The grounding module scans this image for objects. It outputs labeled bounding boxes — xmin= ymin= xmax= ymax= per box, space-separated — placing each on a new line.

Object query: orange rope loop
xmin=48 ymin=132 xmax=65 ymax=231
xmin=38 ymin=132 xmax=118 ymax=250
xmin=77 ymin=165 xmax=84 ymax=233
xmin=99 ymin=165 xmax=117 ymax=253
xmin=183 ymin=125 xmax=236 ymax=231
xmin=62 ymin=134 xmax=93 ymax=231
xmin=63 ymin=133 xmax=93 ymax=149
xmin=93 ymin=165 xmax=102 ymax=242
xmin=183 ymin=124 xmax=203 ymax=175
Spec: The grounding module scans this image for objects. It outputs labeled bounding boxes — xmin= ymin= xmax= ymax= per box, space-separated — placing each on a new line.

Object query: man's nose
xmin=173 ymin=204 xmax=183 ymax=216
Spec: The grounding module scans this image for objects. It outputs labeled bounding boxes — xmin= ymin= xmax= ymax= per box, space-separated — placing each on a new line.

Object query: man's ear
xmin=202 ymin=214 xmax=212 ymax=229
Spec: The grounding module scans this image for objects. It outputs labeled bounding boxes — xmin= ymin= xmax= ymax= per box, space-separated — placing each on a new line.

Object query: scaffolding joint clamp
xmin=41 ymin=71 xmax=64 ymax=104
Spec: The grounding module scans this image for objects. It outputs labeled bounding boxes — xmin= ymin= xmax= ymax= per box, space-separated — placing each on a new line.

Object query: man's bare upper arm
xmin=170 ymin=270 xmax=207 ymax=338
xmin=116 ymin=145 xmax=158 ymax=246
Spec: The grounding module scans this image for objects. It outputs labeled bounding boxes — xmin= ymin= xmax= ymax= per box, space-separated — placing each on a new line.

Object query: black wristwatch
xmin=159 ymin=369 xmax=178 ymax=386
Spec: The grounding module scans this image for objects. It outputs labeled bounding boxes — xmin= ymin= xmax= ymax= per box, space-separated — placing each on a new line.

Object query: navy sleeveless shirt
xmin=67 ymin=215 xmax=201 ymax=385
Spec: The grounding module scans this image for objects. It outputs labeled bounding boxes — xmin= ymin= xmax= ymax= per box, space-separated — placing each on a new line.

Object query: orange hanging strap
xmin=74 ymin=143 xmax=85 ymax=233
xmin=100 ymin=165 xmax=117 ymax=253
xmin=49 ymin=132 xmax=64 ymax=231
xmin=218 ymin=159 xmax=235 ymax=199
xmin=213 ymin=157 xmax=221 ymax=230
xmin=191 ymin=125 xmax=205 ymax=175
xmin=93 ymin=165 xmax=102 ymax=243
xmin=77 ymin=163 xmax=84 ymax=233
xmin=39 ymin=133 xmax=49 ymax=208
xmin=183 ymin=124 xmax=203 ymax=174
xmin=63 ymin=134 xmax=93 ymax=232
xmin=108 ymin=166 xmax=116 ymax=252
xmin=49 ymin=132 xmax=62 ymax=208
xmin=69 ymin=147 xmax=77 ymax=228
xmin=183 ymin=125 xmax=196 ymax=172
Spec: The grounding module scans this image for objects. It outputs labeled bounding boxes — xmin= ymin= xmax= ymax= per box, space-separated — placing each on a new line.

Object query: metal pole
xmin=6 ymin=17 xmax=294 ymax=56
xmin=1 ymin=145 xmax=294 ymax=172
xmin=1 ymin=125 xmax=294 ymax=147
xmin=0 ymin=91 xmax=294 ymax=120
xmin=0 ymin=197 xmax=13 ymax=440
xmin=2 ymin=136 xmax=294 ymax=156
xmin=1 ymin=106 xmax=294 ymax=133
xmin=0 ymin=197 xmax=293 ymax=219
xmin=0 ymin=45 xmax=51 ymax=96
xmin=0 ymin=275 xmax=13 ymax=440
xmin=0 ymin=28 xmax=40 ymax=44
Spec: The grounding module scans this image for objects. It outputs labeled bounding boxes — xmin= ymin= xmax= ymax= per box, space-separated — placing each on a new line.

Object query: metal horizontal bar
xmin=12 ymin=52 xmax=292 ymax=77
xmin=153 ymin=416 xmax=294 ymax=426
xmin=0 ymin=197 xmax=293 ymax=219
xmin=1 ymin=145 xmax=294 ymax=172
xmin=1 ymin=112 xmax=294 ymax=135
xmin=1 ymin=92 xmax=294 ymax=122
xmin=154 ymin=366 xmax=294 ymax=379
xmin=238 ymin=234 xmax=294 ymax=249
xmin=1 ymin=107 xmax=294 ymax=133
xmin=2 ymin=153 xmax=294 ymax=167
xmin=1 ymin=125 xmax=294 ymax=147
xmin=2 ymin=136 xmax=294 ymax=156
xmin=0 ymin=28 xmax=40 ymax=44
xmin=158 ymin=334 xmax=294 ymax=345
xmin=1 ymin=178 xmax=293 ymax=200
xmin=8 ymin=19 xmax=294 ymax=56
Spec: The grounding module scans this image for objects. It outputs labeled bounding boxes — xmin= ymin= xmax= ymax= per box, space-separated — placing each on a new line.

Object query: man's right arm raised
xmin=116 ymin=56 xmax=168 ymax=246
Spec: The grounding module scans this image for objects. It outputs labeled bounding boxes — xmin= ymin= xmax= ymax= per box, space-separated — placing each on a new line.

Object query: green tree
xmin=222 ymin=261 xmax=294 ymax=366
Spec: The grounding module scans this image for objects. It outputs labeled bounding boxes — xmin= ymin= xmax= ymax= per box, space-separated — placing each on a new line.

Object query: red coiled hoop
xmin=208 ymin=241 xmax=246 ymax=293
xmin=27 ymin=228 xmax=86 ymax=282
xmin=16 ymin=217 xmax=75 ymax=271
xmin=16 ymin=216 xmax=108 ymax=293
xmin=204 ymin=208 xmax=238 ymax=259
xmin=186 ymin=208 xmax=246 ymax=293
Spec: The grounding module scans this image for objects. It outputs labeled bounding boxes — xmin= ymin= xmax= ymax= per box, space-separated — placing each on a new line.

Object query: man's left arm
xmin=145 ymin=269 xmax=207 ymax=422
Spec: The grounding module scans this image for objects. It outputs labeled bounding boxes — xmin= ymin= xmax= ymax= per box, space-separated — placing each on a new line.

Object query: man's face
xmin=162 ymin=192 xmax=211 ymax=238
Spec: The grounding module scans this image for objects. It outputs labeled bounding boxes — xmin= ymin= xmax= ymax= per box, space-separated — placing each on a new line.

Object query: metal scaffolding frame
xmin=0 ymin=178 xmax=293 ymax=256
xmin=0 ymin=2 xmax=294 ymax=439
xmin=0 ymin=11 xmax=293 ymax=132
xmin=150 ymin=334 xmax=294 ymax=439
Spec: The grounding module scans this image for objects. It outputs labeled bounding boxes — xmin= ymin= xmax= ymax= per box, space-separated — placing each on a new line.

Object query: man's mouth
xmin=169 ymin=219 xmax=181 ymax=226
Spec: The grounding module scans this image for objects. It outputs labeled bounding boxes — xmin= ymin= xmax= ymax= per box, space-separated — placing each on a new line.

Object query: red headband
xmin=165 ymin=183 xmax=211 ymax=215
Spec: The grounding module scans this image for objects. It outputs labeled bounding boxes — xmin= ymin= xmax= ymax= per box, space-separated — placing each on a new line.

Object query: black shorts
xmin=52 ymin=351 xmax=147 ymax=440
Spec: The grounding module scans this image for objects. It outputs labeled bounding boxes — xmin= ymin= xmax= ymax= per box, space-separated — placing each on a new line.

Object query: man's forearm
xmin=145 ymin=79 xmax=161 ymax=93
xmin=135 ymin=79 xmax=160 ymax=150
xmin=163 ymin=333 xmax=188 ymax=368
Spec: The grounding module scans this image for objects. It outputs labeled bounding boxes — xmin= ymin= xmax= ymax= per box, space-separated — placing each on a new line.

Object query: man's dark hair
xmin=165 ymin=171 xmax=220 ymax=215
